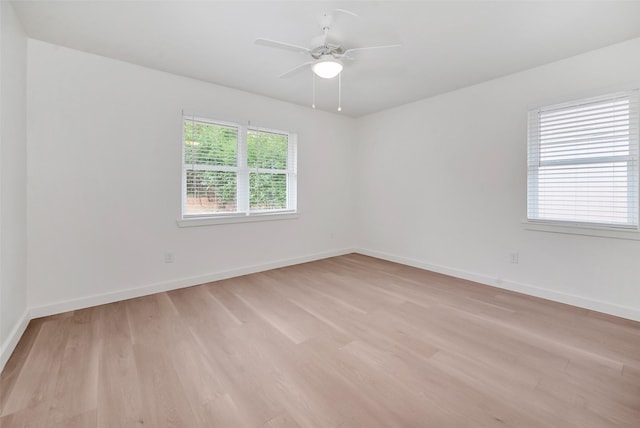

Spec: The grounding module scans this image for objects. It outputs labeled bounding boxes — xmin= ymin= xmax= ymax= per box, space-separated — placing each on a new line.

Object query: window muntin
xmin=182 ymin=116 xmax=297 ymax=219
xmin=527 ymin=91 xmax=639 ymax=229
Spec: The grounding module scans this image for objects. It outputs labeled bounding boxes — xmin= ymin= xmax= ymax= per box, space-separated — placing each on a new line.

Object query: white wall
xmin=26 ymin=39 xmax=355 ymax=313
xmin=0 ymin=0 xmax=28 ymax=369
xmin=356 ymin=37 xmax=640 ymax=321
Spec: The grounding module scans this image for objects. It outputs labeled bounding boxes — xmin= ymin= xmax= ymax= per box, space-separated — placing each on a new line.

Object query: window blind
xmin=527 ymin=91 xmax=639 ymax=228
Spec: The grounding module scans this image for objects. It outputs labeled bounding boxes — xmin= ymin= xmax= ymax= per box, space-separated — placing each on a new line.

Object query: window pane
xmin=184 ymin=120 xmax=237 ymax=167
xmin=250 ymin=173 xmax=286 ymax=210
xmin=247 ymin=130 xmax=288 ymax=169
xmin=539 ymin=98 xmax=631 ymax=162
xmin=535 ymin=162 xmax=631 ymax=225
xmin=185 ymin=170 xmax=237 ymax=214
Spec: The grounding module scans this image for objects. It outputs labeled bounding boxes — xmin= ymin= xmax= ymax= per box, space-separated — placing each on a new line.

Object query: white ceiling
xmin=12 ymin=0 xmax=640 ymax=117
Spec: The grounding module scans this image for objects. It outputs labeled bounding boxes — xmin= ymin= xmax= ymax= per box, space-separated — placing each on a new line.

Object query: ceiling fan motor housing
xmin=310 ymin=45 xmax=344 ymax=59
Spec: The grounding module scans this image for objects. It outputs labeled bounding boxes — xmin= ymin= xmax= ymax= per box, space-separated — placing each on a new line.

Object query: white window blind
xmin=527 ymin=90 xmax=639 ymax=229
xmin=182 ymin=115 xmax=297 ymax=218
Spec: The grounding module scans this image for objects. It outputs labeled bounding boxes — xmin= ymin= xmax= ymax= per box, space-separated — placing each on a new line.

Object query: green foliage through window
xmin=248 ymin=130 xmax=288 ymax=169
xmin=184 ymin=121 xmax=237 ymax=166
xmin=250 ymin=173 xmax=286 ymax=210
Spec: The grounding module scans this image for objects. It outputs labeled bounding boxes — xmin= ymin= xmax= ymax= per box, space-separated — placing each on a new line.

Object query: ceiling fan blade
xmin=279 ymin=61 xmax=313 ymax=79
xmin=255 ymin=38 xmax=310 ymax=54
xmin=341 ymin=44 xmax=402 ymax=58
xmin=333 ymin=8 xmax=359 ymax=18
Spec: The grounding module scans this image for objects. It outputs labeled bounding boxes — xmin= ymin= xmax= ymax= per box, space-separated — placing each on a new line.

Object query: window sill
xmin=522 ymin=220 xmax=640 ymax=240
xmin=177 ymin=211 xmax=298 ymax=227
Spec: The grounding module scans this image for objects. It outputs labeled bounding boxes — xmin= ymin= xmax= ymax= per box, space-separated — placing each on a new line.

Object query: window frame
xmin=179 ymin=115 xmax=297 ymax=227
xmin=525 ymin=90 xmax=640 ymax=238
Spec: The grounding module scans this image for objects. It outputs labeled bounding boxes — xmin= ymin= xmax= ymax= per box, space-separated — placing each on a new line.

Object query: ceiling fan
xmin=255 ymin=10 xmax=401 ymax=111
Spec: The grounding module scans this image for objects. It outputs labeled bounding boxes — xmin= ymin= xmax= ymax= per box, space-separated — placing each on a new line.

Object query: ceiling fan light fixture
xmin=312 ymin=58 xmax=343 ymax=78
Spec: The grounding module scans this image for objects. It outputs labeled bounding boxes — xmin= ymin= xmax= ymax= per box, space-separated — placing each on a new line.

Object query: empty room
xmin=1 ymin=0 xmax=640 ymax=426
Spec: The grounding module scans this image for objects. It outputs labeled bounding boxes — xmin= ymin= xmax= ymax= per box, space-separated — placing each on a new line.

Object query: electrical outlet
xmin=164 ymin=252 xmax=174 ymax=263
xmin=510 ymin=252 xmax=519 ymax=264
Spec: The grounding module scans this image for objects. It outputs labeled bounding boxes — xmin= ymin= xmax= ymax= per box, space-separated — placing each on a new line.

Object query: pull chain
xmin=312 ymin=72 xmax=316 ymax=109
xmin=338 ymin=72 xmax=342 ymax=112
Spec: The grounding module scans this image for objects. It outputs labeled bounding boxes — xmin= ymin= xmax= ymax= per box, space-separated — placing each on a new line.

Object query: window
xmin=527 ymin=91 xmax=639 ymax=230
xmin=182 ymin=115 xmax=297 ymax=222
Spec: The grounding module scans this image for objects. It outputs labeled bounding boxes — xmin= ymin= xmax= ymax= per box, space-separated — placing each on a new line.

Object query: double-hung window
xmin=182 ymin=115 xmax=297 ymax=222
xmin=527 ymin=90 xmax=639 ymax=231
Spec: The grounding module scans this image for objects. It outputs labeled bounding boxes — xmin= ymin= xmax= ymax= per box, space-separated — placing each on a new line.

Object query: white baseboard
xmin=29 ymin=247 xmax=356 ymax=319
xmin=355 ymin=248 xmax=640 ymax=322
xmin=0 ymin=309 xmax=30 ymax=373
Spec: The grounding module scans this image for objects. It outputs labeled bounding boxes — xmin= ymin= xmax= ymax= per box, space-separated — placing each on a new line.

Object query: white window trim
xmin=525 ymin=90 xmax=640 ymax=238
xmin=178 ymin=211 xmax=299 ymax=227
xmin=179 ymin=115 xmax=297 ymax=226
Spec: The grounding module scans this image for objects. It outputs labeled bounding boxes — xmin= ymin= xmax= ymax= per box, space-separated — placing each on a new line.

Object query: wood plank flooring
xmin=1 ymin=254 xmax=639 ymax=427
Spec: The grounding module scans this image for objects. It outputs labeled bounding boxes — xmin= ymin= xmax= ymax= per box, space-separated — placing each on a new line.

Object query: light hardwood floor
xmin=1 ymin=254 xmax=639 ymax=427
